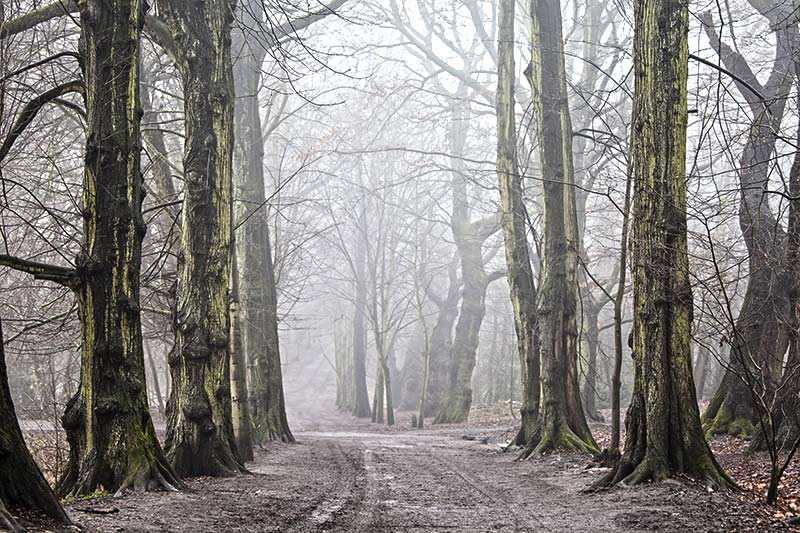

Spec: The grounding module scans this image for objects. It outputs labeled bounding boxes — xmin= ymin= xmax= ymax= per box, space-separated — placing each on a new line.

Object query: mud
xmin=58 ymin=411 xmax=772 ymax=532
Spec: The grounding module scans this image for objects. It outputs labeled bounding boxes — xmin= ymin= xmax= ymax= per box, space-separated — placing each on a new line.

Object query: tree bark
xmin=520 ymin=0 xmax=596 ymax=456
xmin=694 ymin=344 xmax=710 ymax=401
xmin=435 ymin=95 xmax=499 ymax=425
xmin=58 ymin=0 xmax=182 ymax=497
xmin=351 ymin=211 xmax=372 ymax=418
xmin=495 ymin=0 xmax=539 ymax=446
xmin=423 ymin=255 xmax=460 ymax=418
xmin=434 ymin=237 xmax=492 ymax=424
xmin=700 ymin=8 xmax=796 ymax=438
xmin=0 ymin=319 xmax=70 ymax=525
xmin=581 ymin=299 xmax=603 ymax=422
xmin=229 ymin=246 xmax=253 ymax=462
xmin=232 ymin=0 xmax=294 ymax=444
xmin=157 ymin=0 xmax=243 ymax=477
xmin=597 ymin=0 xmax=731 ymax=488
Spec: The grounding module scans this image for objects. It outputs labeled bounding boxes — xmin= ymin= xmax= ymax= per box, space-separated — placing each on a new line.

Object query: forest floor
xmin=17 ymin=405 xmax=787 ymax=532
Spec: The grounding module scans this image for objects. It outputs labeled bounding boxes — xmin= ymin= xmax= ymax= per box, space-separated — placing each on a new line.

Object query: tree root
xmin=114 ymin=455 xmax=186 ymax=496
xmin=518 ymin=425 xmax=598 ymax=459
xmin=593 ymin=447 xmax=621 ymax=468
xmin=590 ymin=456 xmax=736 ymax=492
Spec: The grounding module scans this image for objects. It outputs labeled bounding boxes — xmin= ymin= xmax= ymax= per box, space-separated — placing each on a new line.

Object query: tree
xmin=597 ymin=0 xmax=731 ymax=487
xmin=0 ymin=318 xmax=69 ymax=529
xmin=700 ymin=5 xmax=797 ymax=438
xmin=520 ymin=0 xmax=596 ymax=456
xmin=0 ymin=0 xmax=183 ymax=497
xmin=495 ymin=0 xmax=539 ymax=446
xmin=152 ymin=0 xmax=243 ymax=477
xmin=57 ymin=0 xmax=185 ymax=496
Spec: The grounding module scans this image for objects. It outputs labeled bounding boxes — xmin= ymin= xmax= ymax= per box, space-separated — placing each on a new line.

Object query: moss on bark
xmin=595 ymin=0 xmax=732 ymax=491
xmin=58 ymin=0 xmax=183 ymax=498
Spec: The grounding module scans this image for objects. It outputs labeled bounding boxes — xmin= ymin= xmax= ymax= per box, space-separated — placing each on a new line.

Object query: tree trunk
xmin=435 ymin=238 xmax=490 ymax=424
xmin=351 ymin=221 xmax=372 ymax=418
xmin=372 ymin=365 xmax=384 ymax=424
xmin=607 ymin=164 xmax=631 ymax=459
xmin=700 ymin=8 xmax=796 ymax=438
xmin=232 ymin=2 xmax=294 ymax=444
xmin=751 ymin=95 xmax=800 ymax=452
xmin=435 ymin=94 xmax=497 ymax=425
xmin=58 ymin=0 xmax=182 ymax=497
xmin=145 ymin=342 xmax=166 ymax=416
xmin=158 ymin=0 xmax=243 ymax=477
xmin=581 ymin=301 xmax=603 ymax=422
xmin=496 ymin=0 xmax=539 ymax=446
xmin=694 ymin=344 xmax=710 ymax=401
xmin=520 ymin=0 xmax=596 ymax=456
xmin=399 ymin=336 xmax=422 ymax=410
xmin=0 ymin=319 xmax=69 ymax=526
xmin=423 ymin=256 xmax=460 ymax=417
xmin=597 ymin=0 xmax=731 ymax=488
xmin=229 ymin=246 xmax=253 ymax=462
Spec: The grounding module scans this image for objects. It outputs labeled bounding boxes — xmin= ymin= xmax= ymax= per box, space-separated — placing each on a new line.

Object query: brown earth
xmin=21 ymin=407 xmax=778 ymax=532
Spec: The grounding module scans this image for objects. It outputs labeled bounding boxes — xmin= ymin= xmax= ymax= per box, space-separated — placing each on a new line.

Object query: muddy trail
xmin=57 ymin=408 xmax=770 ymax=533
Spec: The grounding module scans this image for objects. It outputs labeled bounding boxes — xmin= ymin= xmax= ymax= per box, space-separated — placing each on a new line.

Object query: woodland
xmin=1 ymin=0 xmax=800 ymax=531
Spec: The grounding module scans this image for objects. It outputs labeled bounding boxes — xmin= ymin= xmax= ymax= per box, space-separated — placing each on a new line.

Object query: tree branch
xmin=0 ymin=80 xmax=83 ymax=164
xmin=0 ymin=1 xmax=77 ymax=40
xmin=0 ymin=254 xmax=77 ymax=287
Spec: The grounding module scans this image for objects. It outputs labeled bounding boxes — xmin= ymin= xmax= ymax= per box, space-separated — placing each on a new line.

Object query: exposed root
xmin=704 ymin=411 xmax=756 ymax=439
xmin=518 ymin=425 xmax=598 ymax=460
xmin=114 ymin=456 xmax=186 ymax=496
xmin=591 ymin=456 xmax=736 ymax=492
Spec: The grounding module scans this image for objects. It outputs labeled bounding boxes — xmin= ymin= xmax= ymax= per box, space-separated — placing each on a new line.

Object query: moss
xmin=526 ymin=424 xmax=599 ymax=457
xmin=704 ymin=406 xmax=756 ymax=438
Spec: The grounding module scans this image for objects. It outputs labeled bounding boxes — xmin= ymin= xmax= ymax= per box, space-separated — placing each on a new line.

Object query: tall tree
xmin=153 ymin=0 xmax=243 ymax=477
xmin=521 ymin=0 xmax=596 ymax=455
xmin=0 ymin=0 xmax=182 ymax=497
xmin=435 ymin=90 xmax=502 ymax=424
xmin=232 ymin=0 xmax=293 ymax=443
xmin=598 ymin=0 xmax=731 ymax=487
xmin=351 ymin=210 xmax=372 ymax=418
xmin=700 ymin=6 xmax=797 ymax=437
xmin=57 ymin=0 xmax=182 ymax=496
xmin=0 ymin=319 xmax=70 ymax=528
xmin=495 ymin=0 xmax=539 ymax=446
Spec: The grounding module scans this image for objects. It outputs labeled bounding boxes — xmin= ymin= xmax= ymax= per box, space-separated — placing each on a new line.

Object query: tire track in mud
xmin=419 ymin=443 xmax=542 ymax=532
xmin=284 ymin=438 xmax=370 ymax=532
xmin=339 ymin=434 xmax=538 ymax=532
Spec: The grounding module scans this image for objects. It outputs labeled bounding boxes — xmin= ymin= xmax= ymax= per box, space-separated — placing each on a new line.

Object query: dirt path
xmin=64 ymin=420 xmax=764 ymax=532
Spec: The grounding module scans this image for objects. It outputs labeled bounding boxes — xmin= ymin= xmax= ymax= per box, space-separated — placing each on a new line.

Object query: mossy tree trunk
xmin=435 ymin=94 xmax=499 ymax=425
xmin=0 ymin=319 xmax=69 ymax=526
xmin=597 ymin=0 xmax=731 ymax=488
xmin=232 ymin=1 xmax=294 ymax=443
xmin=58 ymin=0 xmax=182 ymax=497
xmin=751 ymin=101 xmax=800 ymax=453
xmin=156 ymin=0 xmax=243 ymax=477
xmin=495 ymin=0 xmax=539 ymax=446
xmin=520 ymin=0 xmax=596 ymax=456
xmin=700 ymin=8 xmax=796 ymax=438
xmin=435 ymin=236 xmax=495 ymax=424
xmin=422 ymin=255 xmax=460 ymax=418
